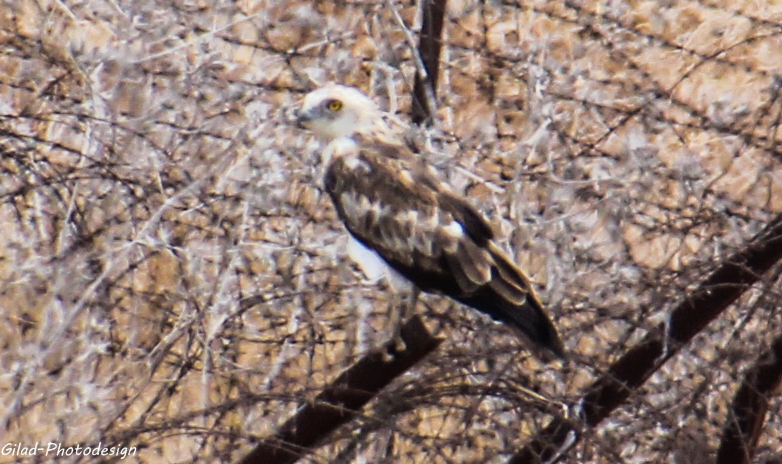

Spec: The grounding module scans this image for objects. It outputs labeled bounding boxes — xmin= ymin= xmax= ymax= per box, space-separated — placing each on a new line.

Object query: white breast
xmin=347 ymin=234 xmax=411 ymax=293
xmin=322 ymin=136 xmax=360 ymax=164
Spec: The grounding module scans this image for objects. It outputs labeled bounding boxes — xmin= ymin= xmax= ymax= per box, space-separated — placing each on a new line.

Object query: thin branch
xmin=239 ymin=315 xmax=443 ymax=464
xmin=717 ymin=328 xmax=782 ymax=464
xmin=508 ymin=212 xmax=782 ymax=464
xmin=414 ymin=0 xmax=447 ymax=124
xmin=387 ymin=0 xmax=444 ymax=125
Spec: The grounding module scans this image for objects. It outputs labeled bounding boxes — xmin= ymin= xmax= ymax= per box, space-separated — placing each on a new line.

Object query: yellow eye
xmin=327 ymin=100 xmax=343 ymax=111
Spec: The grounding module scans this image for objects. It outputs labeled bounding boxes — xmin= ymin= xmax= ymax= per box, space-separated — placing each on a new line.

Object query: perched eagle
xmin=296 ymin=84 xmax=565 ymax=361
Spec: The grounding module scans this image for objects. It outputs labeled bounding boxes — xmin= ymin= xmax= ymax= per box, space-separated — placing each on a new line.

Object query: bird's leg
xmin=392 ymin=286 xmax=419 ymax=353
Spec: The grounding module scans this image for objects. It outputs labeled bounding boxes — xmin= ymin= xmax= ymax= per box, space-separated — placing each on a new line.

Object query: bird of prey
xmin=296 ymin=84 xmax=565 ymax=361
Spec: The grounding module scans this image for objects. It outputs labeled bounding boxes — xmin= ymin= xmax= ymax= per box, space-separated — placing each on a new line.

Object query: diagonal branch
xmin=239 ymin=315 xmax=442 ymax=464
xmin=509 ymin=212 xmax=782 ymax=464
xmin=717 ymin=328 xmax=782 ymax=464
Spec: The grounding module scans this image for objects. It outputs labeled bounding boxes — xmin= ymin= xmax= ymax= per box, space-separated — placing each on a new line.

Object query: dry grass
xmin=1 ymin=0 xmax=781 ymax=462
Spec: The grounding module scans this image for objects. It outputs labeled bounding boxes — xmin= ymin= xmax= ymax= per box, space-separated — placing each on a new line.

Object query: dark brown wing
xmin=323 ymin=138 xmax=565 ymax=360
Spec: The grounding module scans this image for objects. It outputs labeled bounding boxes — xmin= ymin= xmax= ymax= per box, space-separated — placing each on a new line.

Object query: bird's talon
xmin=394 ymin=336 xmax=406 ymax=353
xmin=381 ymin=349 xmax=395 ymax=362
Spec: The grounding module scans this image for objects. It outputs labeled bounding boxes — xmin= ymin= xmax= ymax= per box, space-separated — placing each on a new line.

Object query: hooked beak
xmin=296 ymin=110 xmax=313 ymax=129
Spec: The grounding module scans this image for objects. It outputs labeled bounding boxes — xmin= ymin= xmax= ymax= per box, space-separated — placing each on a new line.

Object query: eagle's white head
xmin=296 ymin=84 xmax=389 ymax=140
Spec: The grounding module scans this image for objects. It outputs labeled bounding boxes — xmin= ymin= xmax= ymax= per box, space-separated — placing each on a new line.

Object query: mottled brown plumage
xmin=297 ymin=84 xmax=565 ymax=361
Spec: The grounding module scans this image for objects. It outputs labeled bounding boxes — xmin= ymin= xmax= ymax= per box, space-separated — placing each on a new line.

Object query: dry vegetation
xmin=1 ymin=0 xmax=782 ymax=462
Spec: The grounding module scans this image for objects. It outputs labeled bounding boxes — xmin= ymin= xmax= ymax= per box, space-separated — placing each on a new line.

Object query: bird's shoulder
xmin=325 ymin=134 xmax=494 ymax=245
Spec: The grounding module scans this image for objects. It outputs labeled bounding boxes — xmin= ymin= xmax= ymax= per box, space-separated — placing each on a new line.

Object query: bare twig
xmin=239 ymin=315 xmax=443 ymax=464
xmin=717 ymin=328 xmax=782 ymax=464
xmin=509 ymin=212 xmax=782 ymax=464
xmin=387 ymin=0 xmax=444 ymax=125
xmin=413 ymin=0 xmax=447 ymax=124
